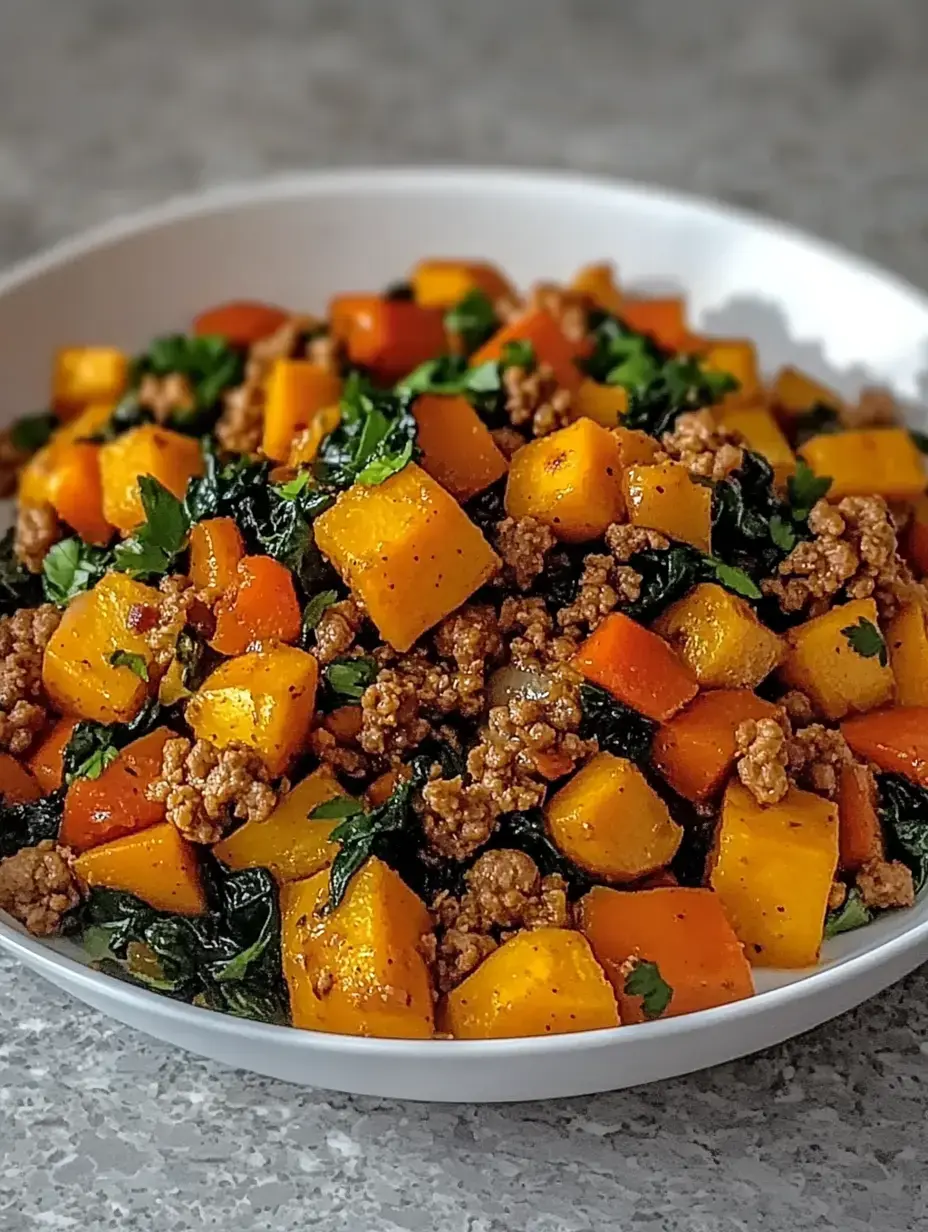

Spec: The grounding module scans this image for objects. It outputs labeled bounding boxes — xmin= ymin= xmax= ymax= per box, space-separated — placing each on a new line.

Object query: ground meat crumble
xmin=313 ymin=597 xmax=365 ymax=666
xmin=0 ymin=603 xmax=61 ymax=755
xmin=604 ymin=522 xmax=670 ymax=562
xmin=786 ymin=723 xmax=854 ymax=799
xmin=147 ymin=736 xmax=278 ymax=844
xmin=855 ymin=859 xmax=915 ymax=910
xmin=14 ymin=502 xmax=62 ymax=574
xmin=734 ymin=717 xmax=789 ymax=805
xmin=494 ymin=515 xmax=556 ymax=591
xmin=0 ymin=840 xmax=81 ymax=936
xmin=429 ymin=849 xmax=570 ymax=991
xmin=137 ymin=371 xmax=196 ymax=423
xmin=502 ymin=363 xmax=573 ymax=438
xmin=654 ymin=410 xmax=744 ymax=481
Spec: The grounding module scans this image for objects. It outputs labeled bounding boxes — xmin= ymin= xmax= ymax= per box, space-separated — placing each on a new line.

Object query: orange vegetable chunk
xmin=579 ymin=886 xmax=754 ymax=1022
xmin=52 ymin=346 xmax=128 ymax=417
xmin=346 ymin=300 xmax=447 ymax=384
xmin=192 ymin=300 xmax=290 ymax=346
xmin=47 ymin=442 xmax=113 ymax=544
xmin=570 ymin=262 xmax=623 ymax=316
xmin=470 ymin=308 xmax=584 ymax=392
xmin=800 ymin=428 xmax=925 ymax=501
xmin=905 ymin=494 xmax=928 ymax=577
xmin=0 ymin=753 xmax=41 ymax=804
xmin=413 ymin=393 xmax=508 ymax=501
xmin=73 ymin=822 xmax=206 ymax=915
xmin=210 ymin=556 xmax=302 ymax=656
xmin=189 ymin=517 xmax=245 ymax=598
xmin=28 ymin=718 xmax=78 ymax=793
xmin=411 ymin=259 xmax=513 ymax=308
xmin=572 ymin=379 xmax=629 ymax=428
xmin=651 ymin=689 xmax=778 ymax=802
xmin=622 ymin=461 xmax=713 ymax=552
xmin=886 ymin=601 xmax=928 ymax=706
xmin=99 ymin=424 xmax=204 ymax=533
xmin=841 ymin=706 xmax=928 ymax=788
xmin=771 ymin=365 xmax=843 ymax=417
xmin=837 ymin=762 xmax=885 ymax=873
xmin=573 ymin=611 xmax=698 ymax=722
xmin=261 ymin=358 xmax=343 ymax=462
xmin=620 ymin=297 xmax=688 ymax=350
xmin=60 ymin=728 xmax=172 ymax=853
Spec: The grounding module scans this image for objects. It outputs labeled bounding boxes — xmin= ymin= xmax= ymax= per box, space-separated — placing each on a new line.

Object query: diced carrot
xmin=28 ymin=717 xmax=78 ymax=793
xmin=620 ymin=297 xmax=689 ymax=351
xmin=365 ymin=765 xmax=412 ymax=808
xmin=572 ymin=612 xmax=698 ymax=722
xmin=47 ymin=442 xmax=113 ymax=544
xmin=344 ymin=301 xmax=448 ymax=383
xmin=837 ymin=763 xmax=885 ymax=872
xmin=262 ymin=359 xmax=343 ymax=461
xmin=189 ymin=517 xmax=245 ymax=599
xmin=651 ymin=690 xmax=778 ymax=802
xmin=192 ymin=300 xmax=290 ymax=347
xmin=578 ymin=886 xmax=754 ymax=1022
xmin=470 ymin=308 xmax=585 ymax=393
xmin=411 ymin=259 xmax=514 ymax=308
xmin=210 ymin=556 xmax=302 ymax=656
xmin=0 ymin=753 xmax=41 ymax=804
xmin=73 ymin=821 xmax=206 ymax=915
xmin=59 ymin=728 xmax=172 ymax=853
xmin=842 ymin=707 xmax=928 ymax=788
xmin=329 ymin=294 xmax=383 ymax=344
xmin=324 ymin=705 xmax=363 ymax=744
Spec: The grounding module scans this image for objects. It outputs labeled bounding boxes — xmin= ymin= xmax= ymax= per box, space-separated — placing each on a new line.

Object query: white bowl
xmin=2 ymin=168 xmax=928 ymax=1102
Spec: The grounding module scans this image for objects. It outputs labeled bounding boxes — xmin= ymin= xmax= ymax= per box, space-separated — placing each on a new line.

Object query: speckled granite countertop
xmin=2 ymin=2 xmax=928 ymax=1228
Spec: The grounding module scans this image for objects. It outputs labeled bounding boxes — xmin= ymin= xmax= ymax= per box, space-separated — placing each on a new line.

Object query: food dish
xmin=1 ymin=170 xmax=928 ymax=1099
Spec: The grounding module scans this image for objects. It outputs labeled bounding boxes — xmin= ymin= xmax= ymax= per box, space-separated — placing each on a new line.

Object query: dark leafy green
xmin=444 ymin=289 xmax=498 ymax=353
xmin=500 ymin=339 xmax=535 ymax=370
xmin=324 ymin=655 xmax=378 ymax=702
xmin=62 ymin=700 xmax=164 ymax=785
xmin=622 ymin=544 xmax=702 ymax=622
xmin=787 ymin=460 xmax=833 ymax=522
xmin=0 ymin=530 xmax=43 ymax=615
xmin=173 ymin=627 xmax=213 ymax=694
xmin=113 ymin=475 xmax=191 ymax=579
xmin=301 ymin=589 xmax=339 ymax=637
xmin=579 ymin=684 xmax=655 ymax=764
xmin=0 ymin=791 xmax=64 ymax=858
xmin=81 ymin=394 xmax=153 ymax=443
xmin=10 ymin=411 xmax=57 ymax=453
xmin=489 ymin=809 xmax=591 ymax=899
xmin=624 ymin=958 xmax=673 ymax=1019
xmin=621 ymin=351 xmax=738 ymax=439
xmin=791 ymin=402 xmax=842 ymax=447
xmin=711 ymin=451 xmax=790 ymax=580
xmin=878 ymin=773 xmax=928 ymax=891
xmin=311 ymin=796 xmax=365 ymax=822
xmin=824 ymin=887 xmax=872 ymax=939
xmin=582 ymin=312 xmax=667 ymax=385
xmin=314 ymin=375 xmax=417 ymax=489
xmin=911 ymin=429 xmax=928 ymax=455
xmin=464 ymin=479 xmax=507 ymax=540
xmin=129 ymin=333 xmax=245 ymax=433
xmin=42 ymin=538 xmax=114 ymax=604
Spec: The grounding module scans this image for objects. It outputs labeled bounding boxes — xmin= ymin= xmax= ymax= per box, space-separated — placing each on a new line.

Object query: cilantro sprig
xmin=113 ymin=476 xmax=191 ymax=579
xmin=623 ymin=958 xmax=674 ymax=1019
xmin=108 ymin=650 xmax=150 ymax=682
xmin=444 ymin=290 xmax=498 ymax=353
xmin=787 ymin=460 xmax=832 ymax=521
xmin=841 ymin=616 xmax=888 ymax=666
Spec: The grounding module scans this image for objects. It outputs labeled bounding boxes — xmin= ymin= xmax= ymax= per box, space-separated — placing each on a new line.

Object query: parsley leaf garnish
xmin=42 ymin=538 xmax=114 ymax=605
xmin=769 ymin=514 xmax=797 ymax=552
xmin=324 ymin=655 xmax=378 ymax=701
xmin=10 ymin=410 xmax=57 ymax=453
xmin=707 ymin=558 xmax=762 ymax=600
xmin=841 ymin=616 xmax=888 ymax=666
xmin=113 ymin=476 xmax=191 ymax=579
xmin=301 ymin=589 xmax=339 ymax=638
xmin=788 ymin=460 xmax=832 ymax=521
xmin=623 ymin=958 xmax=674 ymax=1019
xmin=277 ymin=471 xmax=311 ymax=501
xmin=129 ymin=334 xmax=244 ymax=433
xmin=63 ymin=724 xmax=121 ymax=783
xmin=444 ymin=289 xmax=498 ymax=353
xmin=310 ymin=796 xmax=365 ymax=822
xmin=500 ymin=339 xmax=536 ymax=370
xmin=823 ymin=887 xmax=872 ymax=939
xmin=108 ymin=650 xmax=150 ymax=682
xmin=314 ymin=376 xmax=418 ymax=490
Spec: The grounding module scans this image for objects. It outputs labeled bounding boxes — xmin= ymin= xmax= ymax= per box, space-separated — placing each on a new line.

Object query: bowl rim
xmin=2 ymin=163 xmax=927 ymax=1058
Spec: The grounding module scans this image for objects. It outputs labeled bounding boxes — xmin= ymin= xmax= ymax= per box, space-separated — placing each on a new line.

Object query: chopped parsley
xmin=823 ymin=888 xmax=872 ymax=939
xmin=113 ymin=476 xmax=191 ymax=579
xmin=444 ymin=289 xmax=498 ymax=353
xmin=623 ymin=958 xmax=674 ymax=1019
xmin=841 ymin=616 xmax=887 ymax=666
xmin=42 ymin=538 xmax=114 ymax=605
xmin=787 ymin=460 xmax=832 ymax=521
xmin=108 ymin=650 xmax=150 ymax=682
xmin=323 ymin=655 xmax=378 ymax=701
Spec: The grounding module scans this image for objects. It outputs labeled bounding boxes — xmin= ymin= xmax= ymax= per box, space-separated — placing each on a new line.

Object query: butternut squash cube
xmin=779 ymin=596 xmax=893 ymax=720
xmin=411 ymin=258 xmax=513 ymax=308
xmin=622 ymin=461 xmax=712 ymax=552
xmin=572 ymin=379 xmax=629 ymax=428
xmin=771 ymin=365 xmax=843 ymax=417
xmin=570 ymin=262 xmax=624 ymax=316
xmin=99 ymin=424 xmax=204 ymax=533
xmin=887 ymin=602 xmax=928 ymax=706
xmin=281 ymin=858 xmax=435 ymax=1037
xmin=315 ymin=463 xmax=499 ymax=651
xmin=73 ymin=822 xmax=206 ymax=916
xmin=716 ymin=405 xmax=795 ymax=484
xmin=905 ymin=493 xmax=928 ymax=577
xmin=800 ymin=428 xmax=925 ymax=501
xmin=710 ymin=781 xmax=839 ymax=967
xmin=702 ymin=338 xmax=762 ymax=406
xmin=413 ymin=393 xmax=508 ymax=501
xmin=652 ymin=583 xmax=783 ymax=689
xmin=42 ymin=572 xmax=162 ymax=723
xmin=439 ymin=928 xmax=618 ymax=1039
xmin=188 ymin=517 xmax=245 ymax=599
xmin=613 ymin=425 xmax=659 ymax=469
xmin=213 ymin=766 xmax=344 ymax=882
xmin=52 ymin=346 xmax=128 ymax=416
xmin=287 ymin=405 xmax=342 ymax=467
xmin=186 ymin=644 xmax=319 ymax=776
xmin=504 ymin=418 xmax=624 ymax=543
xmin=261 ymin=359 xmax=343 ymax=462
xmin=18 ymin=402 xmax=117 ymax=508
xmin=546 ymin=751 xmax=683 ymax=882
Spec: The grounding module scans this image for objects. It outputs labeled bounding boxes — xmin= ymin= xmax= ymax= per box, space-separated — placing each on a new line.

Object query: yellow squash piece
xmin=280 ymin=858 xmax=435 ymax=1038
xmin=413 ymin=393 xmax=508 ymax=502
xmin=18 ymin=403 xmax=117 ymax=508
xmin=622 ymin=461 xmax=712 ymax=552
xmin=716 ymin=405 xmax=795 ymax=484
xmin=612 ymin=426 xmax=659 ymax=469
xmin=314 ymin=462 xmax=500 ymax=652
xmin=42 ymin=573 xmax=162 ymax=723
xmin=886 ymin=602 xmax=928 ymax=706
xmin=99 ymin=423 xmax=204 ymax=533
xmin=779 ymin=596 xmax=893 ymax=720
xmin=439 ymin=928 xmax=619 ymax=1040
xmin=186 ymin=645 xmax=319 ymax=776
xmin=572 ymin=379 xmax=629 ymax=428
xmin=652 ymin=582 xmax=783 ymax=689
xmin=710 ymin=781 xmax=839 ymax=967
xmin=702 ymin=338 xmax=762 ymax=406
xmin=570 ymin=262 xmax=623 ymax=316
xmin=410 ymin=258 xmax=513 ymax=308
xmin=73 ymin=822 xmax=206 ymax=915
xmin=771 ymin=366 xmax=843 ymax=417
xmin=800 ymin=428 xmax=925 ymax=501
xmin=52 ymin=347 xmax=128 ymax=416
xmin=262 ymin=359 xmax=343 ymax=462
xmin=545 ymin=751 xmax=683 ymax=882
xmin=504 ymin=417 xmax=625 ymax=543
xmin=213 ymin=767 xmax=345 ymax=882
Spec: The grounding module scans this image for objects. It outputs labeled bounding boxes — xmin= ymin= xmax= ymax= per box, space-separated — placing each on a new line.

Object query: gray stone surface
xmin=1 ymin=1 xmax=927 ymax=1228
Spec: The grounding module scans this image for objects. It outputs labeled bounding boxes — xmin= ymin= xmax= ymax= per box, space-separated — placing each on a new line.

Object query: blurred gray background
xmin=1 ymin=2 xmax=927 ymax=1231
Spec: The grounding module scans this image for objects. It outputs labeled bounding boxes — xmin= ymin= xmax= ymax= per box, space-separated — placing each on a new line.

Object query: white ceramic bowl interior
xmin=1 ymin=169 xmax=927 ymax=1101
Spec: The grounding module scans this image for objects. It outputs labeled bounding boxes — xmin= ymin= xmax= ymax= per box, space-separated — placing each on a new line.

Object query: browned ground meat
xmin=786 ymin=723 xmax=854 ymax=798
xmin=0 ymin=840 xmax=81 ymax=935
xmin=494 ymin=516 xmax=556 ymax=591
xmin=828 ymin=881 xmax=848 ymax=911
xmin=359 ymin=664 xmax=433 ymax=760
xmin=734 ymin=717 xmax=789 ymax=805
xmin=216 ymin=315 xmax=315 ymax=454
xmin=525 ymin=283 xmax=591 ymax=344
xmin=308 ymin=726 xmax=369 ymax=779
xmin=14 ymin=502 xmax=62 ymax=574
xmin=502 ymin=363 xmax=573 ymax=438
xmin=420 ymin=776 xmax=499 ymax=862
xmin=604 ymin=522 xmax=670 ymax=562
xmin=842 ymin=386 xmax=898 ymax=429
xmin=304 ymin=329 xmax=345 ymax=374
xmin=556 ymin=553 xmax=641 ymax=638
xmin=780 ymin=689 xmax=815 ymax=727
xmin=856 ymin=859 xmax=916 ymax=910
xmin=0 ymin=603 xmax=61 ymax=755
xmin=0 ymin=429 xmax=27 ymax=498
xmin=654 ymin=410 xmax=744 ymax=481
xmin=763 ymin=495 xmax=923 ymax=619
xmin=313 ymin=598 xmax=365 ymax=666
xmin=137 ymin=371 xmax=196 ymax=422
xmin=147 ymin=737 xmax=278 ymax=844
xmin=499 ymin=596 xmax=578 ymax=669
xmin=490 ymin=427 xmax=527 ymax=459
